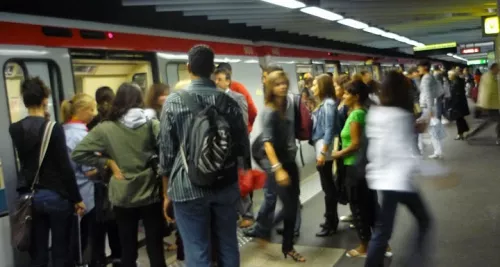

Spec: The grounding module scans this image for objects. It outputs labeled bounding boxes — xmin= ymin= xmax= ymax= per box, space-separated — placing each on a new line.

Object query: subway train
xmin=0 ymin=12 xmax=430 ymax=266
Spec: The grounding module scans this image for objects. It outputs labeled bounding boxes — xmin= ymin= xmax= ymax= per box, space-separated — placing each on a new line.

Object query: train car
xmin=0 ymin=12 xmax=421 ymax=266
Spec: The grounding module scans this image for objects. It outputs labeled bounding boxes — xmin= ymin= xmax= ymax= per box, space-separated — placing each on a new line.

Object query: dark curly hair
xmin=21 ymin=77 xmax=51 ymax=107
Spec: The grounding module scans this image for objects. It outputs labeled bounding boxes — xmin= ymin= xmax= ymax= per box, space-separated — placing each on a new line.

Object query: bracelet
xmin=271 ymin=163 xmax=282 ymax=172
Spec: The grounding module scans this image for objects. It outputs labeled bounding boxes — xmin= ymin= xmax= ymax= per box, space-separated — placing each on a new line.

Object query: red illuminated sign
xmin=461 ymin=47 xmax=480 ymax=54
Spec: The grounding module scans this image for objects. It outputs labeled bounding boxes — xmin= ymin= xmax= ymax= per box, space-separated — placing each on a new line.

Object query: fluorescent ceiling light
xmin=244 ymin=59 xmax=259 ymax=64
xmin=337 ymin=18 xmax=368 ymax=29
xmin=300 ymin=6 xmax=343 ymax=21
xmin=381 ymin=32 xmax=400 ymax=39
xmin=215 ymin=58 xmax=241 ymax=63
xmin=260 ymin=0 xmax=305 ymax=9
xmin=363 ymin=27 xmax=386 ymax=35
xmin=157 ymin=53 xmax=188 ymax=60
xmin=452 ymin=55 xmax=467 ymax=61
xmin=447 ymin=53 xmax=454 ymax=56
xmin=0 ymin=49 xmax=48 ymax=56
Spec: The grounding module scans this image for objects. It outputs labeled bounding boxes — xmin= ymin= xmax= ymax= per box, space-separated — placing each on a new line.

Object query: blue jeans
xmin=365 ymin=191 xmax=431 ymax=267
xmin=30 ymin=189 xmax=73 ymax=267
xmin=173 ymin=183 xmax=240 ymax=267
xmin=254 ymin=166 xmax=301 ymax=235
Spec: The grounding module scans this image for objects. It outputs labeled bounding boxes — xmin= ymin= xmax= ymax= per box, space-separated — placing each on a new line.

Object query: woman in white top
xmin=144 ymin=83 xmax=170 ymax=120
xmin=364 ymin=71 xmax=432 ymax=267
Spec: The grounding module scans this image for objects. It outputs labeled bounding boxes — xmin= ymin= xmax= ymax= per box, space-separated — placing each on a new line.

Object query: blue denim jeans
xmin=30 ymin=189 xmax=73 ymax=267
xmin=173 ymin=183 xmax=240 ymax=267
xmin=253 ymin=164 xmax=301 ymax=235
xmin=365 ymin=191 xmax=431 ymax=267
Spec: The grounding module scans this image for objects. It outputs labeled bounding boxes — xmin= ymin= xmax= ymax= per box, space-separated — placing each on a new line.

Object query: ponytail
xmin=60 ymin=99 xmax=73 ymax=123
xmin=60 ymin=93 xmax=95 ymax=123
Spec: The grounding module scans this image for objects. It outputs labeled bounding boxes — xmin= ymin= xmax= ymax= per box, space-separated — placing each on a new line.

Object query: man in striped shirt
xmin=159 ymin=45 xmax=250 ymax=266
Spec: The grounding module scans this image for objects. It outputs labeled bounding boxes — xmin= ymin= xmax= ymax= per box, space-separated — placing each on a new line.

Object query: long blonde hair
xmin=264 ymin=70 xmax=289 ymax=115
xmin=61 ymin=93 xmax=95 ymax=123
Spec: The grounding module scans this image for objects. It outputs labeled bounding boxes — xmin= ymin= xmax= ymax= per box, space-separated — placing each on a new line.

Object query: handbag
xmin=11 ymin=121 xmax=55 ymax=252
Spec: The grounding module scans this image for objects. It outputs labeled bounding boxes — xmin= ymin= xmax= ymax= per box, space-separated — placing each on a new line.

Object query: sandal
xmin=284 ymin=250 xmax=306 ymax=262
xmin=167 ymin=242 xmax=177 ymax=252
xmin=346 ymin=248 xmax=367 ymax=258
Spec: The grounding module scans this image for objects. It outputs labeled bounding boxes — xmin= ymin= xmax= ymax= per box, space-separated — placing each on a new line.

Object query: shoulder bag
xmin=11 ymin=121 xmax=55 ymax=252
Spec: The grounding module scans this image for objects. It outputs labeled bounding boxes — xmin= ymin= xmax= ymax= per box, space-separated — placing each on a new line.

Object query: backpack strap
xmin=178 ymin=90 xmax=202 ymax=115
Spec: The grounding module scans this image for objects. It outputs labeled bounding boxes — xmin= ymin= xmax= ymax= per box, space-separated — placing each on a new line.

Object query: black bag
xmin=146 ymin=120 xmax=162 ymax=198
xmin=11 ymin=121 xmax=55 ymax=252
xmin=178 ymin=91 xmax=235 ymax=187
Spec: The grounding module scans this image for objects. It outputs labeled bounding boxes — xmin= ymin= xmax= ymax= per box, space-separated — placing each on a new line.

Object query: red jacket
xmin=230 ymin=81 xmax=257 ymax=133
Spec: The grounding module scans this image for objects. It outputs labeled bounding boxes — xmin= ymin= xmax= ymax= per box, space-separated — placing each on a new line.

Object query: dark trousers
xmin=346 ymin=166 xmax=378 ymax=243
xmin=30 ymin=189 xmax=73 ymax=267
xmin=317 ymin=160 xmax=339 ymax=227
xmin=365 ymin=191 xmax=432 ymax=267
xmin=69 ymin=209 xmax=96 ymax=264
xmin=455 ymin=117 xmax=469 ymax=135
xmin=93 ymin=219 xmax=121 ymax=263
xmin=114 ymin=202 xmax=166 ymax=267
xmin=273 ymin=162 xmax=300 ymax=253
xmin=435 ymin=95 xmax=444 ymax=120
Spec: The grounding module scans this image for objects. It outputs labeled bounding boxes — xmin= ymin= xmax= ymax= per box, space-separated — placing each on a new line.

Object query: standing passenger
xmin=160 ymin=45 xmax=250 ymax=267
xmin=217 ymin=62 xmax=258 ymax=132
xmin=145 ymin=83 xmax=170 ymax=120
xmin=311 ymin=74 xmax=339 ymax=237
xmin=257 ymin=70 xmax=305 ymax=262
xmin=88 ymin=86 xmax=122 ymax=267
xmin=447 ymin=70 xmax=470 ymax=140
xmin=72 ymin=83 xmax=166 ymax=267
xmin=61 ymin=93 xmax=98 ymax=265
xmin=244 ymin=65 xmax=302 ymax=239
xmin=9 ymin=77 xmax=85 ymax=267
xmin=214 ymin=68 xmax=254 ymax=228
xmin=333 ymin=75 xmax=352 ymax=223
xmin=417 ymin=61 xmax=444 ymax=158
xmin=469 ymin=63 xmax=500 ymax=144
xmin=332 ymin=80 xmax=378 ymax=257
xmin=364 ymin=71 xmax=432 ymax=267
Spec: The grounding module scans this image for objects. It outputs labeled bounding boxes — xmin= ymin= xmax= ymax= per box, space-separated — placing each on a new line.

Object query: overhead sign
xmin=413 ymin=42 xmax=457 ymax=52
xmin=413 ymin=42 xmax=457 ymax=57
xmin=467 ymin=59 xmax=488 ymax=66
xmin=483 ymin=15 xmax=499 ymax=37
xmin=461 ymin=47 xmax=481 ymax=54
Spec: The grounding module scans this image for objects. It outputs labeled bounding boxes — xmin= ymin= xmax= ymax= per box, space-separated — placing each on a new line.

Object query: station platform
xmin=136 ymin=117 xmax=500 ymax=267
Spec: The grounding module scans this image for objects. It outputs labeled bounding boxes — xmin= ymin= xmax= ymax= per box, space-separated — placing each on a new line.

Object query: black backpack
xmin=178 ymin=91 xmax=235 ymax=187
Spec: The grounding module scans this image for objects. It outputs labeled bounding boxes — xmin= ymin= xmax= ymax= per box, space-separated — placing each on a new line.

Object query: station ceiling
xmin=125 ymin=0 xmax=494 ymax=50
xmin=2 ymin=0 xmax=493 ymax=63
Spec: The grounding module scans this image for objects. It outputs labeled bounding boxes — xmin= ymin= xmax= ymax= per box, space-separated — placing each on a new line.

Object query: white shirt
xmin=366 ymin=106 xmax=419 ymax=192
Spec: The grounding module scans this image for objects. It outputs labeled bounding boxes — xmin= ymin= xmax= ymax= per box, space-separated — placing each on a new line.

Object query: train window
xmin=1 ymin=60 xmax=63 ymax=215
xmin=166 ymin=62 xmax=189 ymax=87
xmin=72 ymin=59 xmax=153 ymax=96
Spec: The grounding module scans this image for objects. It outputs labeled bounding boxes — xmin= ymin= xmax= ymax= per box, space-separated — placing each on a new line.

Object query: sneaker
xmin=428 ymin=154 xmax=443 ymax=159
xmin=239 ymin=219 xmax=254 ymax=228
xmin=496 ymin=139 xmax=500 ymax=146
xmin=340 ymin=214 xmax=353 ymax=222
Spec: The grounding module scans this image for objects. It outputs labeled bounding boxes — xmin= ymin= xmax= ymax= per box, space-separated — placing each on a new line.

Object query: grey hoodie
xmin=119 ymin=108 xmax=149 ymax=129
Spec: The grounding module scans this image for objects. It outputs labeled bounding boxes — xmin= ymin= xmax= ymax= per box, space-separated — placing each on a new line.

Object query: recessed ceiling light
xmin=260 ymin=0 xmax=306 ymax=9
xmin=300 ymin=6 xmax=343 ymax=21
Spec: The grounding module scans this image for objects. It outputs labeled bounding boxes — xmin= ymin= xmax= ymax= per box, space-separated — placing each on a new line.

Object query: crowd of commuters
xmin=10 ymin=41 xmax=484 ymax=267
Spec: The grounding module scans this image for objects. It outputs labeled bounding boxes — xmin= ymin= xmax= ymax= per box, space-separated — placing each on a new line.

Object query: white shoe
xmin=428 ymin=154 xmax=443 ymax=159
